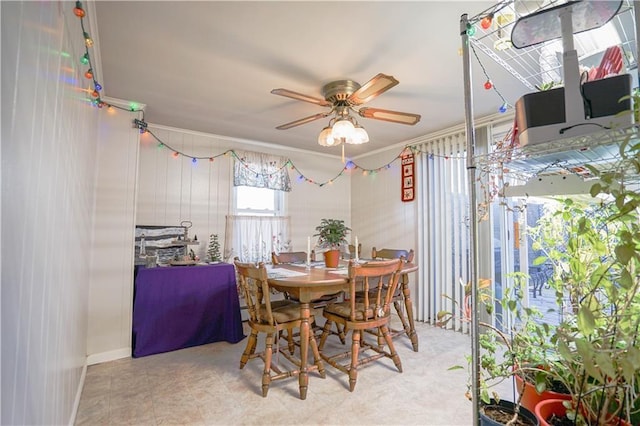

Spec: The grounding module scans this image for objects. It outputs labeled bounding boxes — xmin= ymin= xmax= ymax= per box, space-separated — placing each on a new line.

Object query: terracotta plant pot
xmin=535 ymin=398 xmax=567 ymax=426
xmin=515 ymin=373 xmax=571 ymax=413
xmin=536 ymin=398 xmax=633 ymax=426
xmin=480 ymin=399 xmax=539 ymax=426
xmin=323 ymin=249 xmax=340 ymax=268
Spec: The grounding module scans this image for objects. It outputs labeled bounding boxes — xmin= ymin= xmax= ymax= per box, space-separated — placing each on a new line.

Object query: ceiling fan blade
xmin=348 ymin=73 xmax=399 ymax=105
xmin=275 ymin=112 xmax=332 ymax=130
xmin=358 ymin=107 xmax=421 ymax=125
xmin=271 ymin=88 xmax=332 ymax=107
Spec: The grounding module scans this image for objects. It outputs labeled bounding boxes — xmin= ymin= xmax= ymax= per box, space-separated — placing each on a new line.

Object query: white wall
xmin=86 ymin=107 xmax=140 ymax=360
xmin=135 ymin=126 xmax=351 ymax=257
xmin=350 ymin=147 xmax=420 ymax=303
xmin=351 ymin=148 xmax=418 ymax=257
xmin=1 ymin=2 xmax=99 ymax=424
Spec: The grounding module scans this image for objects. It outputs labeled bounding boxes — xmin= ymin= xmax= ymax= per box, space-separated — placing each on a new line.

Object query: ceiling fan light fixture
xmin=347 ymin=125 xmax=369 ymax=145
xmin=273 ymin=74 xmax=421 ymax=148
xmin=317 ymin=126 xmax=336 ymax=147
xmin=331 ymin=118 xmax=355 ymax=140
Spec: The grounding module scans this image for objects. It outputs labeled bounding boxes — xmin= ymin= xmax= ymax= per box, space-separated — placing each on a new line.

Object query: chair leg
xmin=309 ymin=334 xmax=326 ymax=379
xmin=336 ymin=323 xmax=346 ymax=344
xmin=318 ymin=319 xmax=333 ymax=350
xmin=262 ymin=333 xmax=274 ymax=397
xmin=401 ymin=282 xmax=419 ymax=352
xmin=349 ymin=330 xmax=361 ymax=392
xmin=380 ymin=325 xmax=402 ymax=373
xmin=394 ymin=300 xmax=411 ymax=336
xmin=240 ymin=329 xmax=258 ymax=369
xmin=286 ymin=330 xmax=295 ymax=354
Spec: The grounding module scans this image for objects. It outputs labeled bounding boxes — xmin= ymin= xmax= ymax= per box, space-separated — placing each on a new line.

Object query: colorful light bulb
xmin=84 ymin=32 xmax=93 ymax=47
xmin=80 ymin=53 xmax=89 ymax=64
xmin=85 ymin=69 xmax=93 ymax=79
xmin=499 ymin=103 xmax=508 ymax=113
xmin=484 ymin=80 xmax=493 ymax=90
xmin=73 ymin=2 xmax=85 ymax=17
xmin=466 ymin=23 xmax=476 ymax=37
xmin=480 ymin=14 xmax=493 ymax=30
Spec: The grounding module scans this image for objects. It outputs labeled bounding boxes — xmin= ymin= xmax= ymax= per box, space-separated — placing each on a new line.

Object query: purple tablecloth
xmin=132 ymin=263 xmax=244 ymax=357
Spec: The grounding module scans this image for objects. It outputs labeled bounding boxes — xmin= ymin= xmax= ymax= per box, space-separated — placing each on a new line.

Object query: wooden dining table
xmin=267 ymin=260 xmax=417 ymax=400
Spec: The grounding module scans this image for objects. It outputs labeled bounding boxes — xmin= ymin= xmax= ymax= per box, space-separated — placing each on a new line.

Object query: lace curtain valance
xmin=234 ymin=150 xmax=291 ymax=192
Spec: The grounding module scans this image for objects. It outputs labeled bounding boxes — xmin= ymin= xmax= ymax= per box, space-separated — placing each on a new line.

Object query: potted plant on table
xmin=314 ymin=218 xmax=350 ymax=268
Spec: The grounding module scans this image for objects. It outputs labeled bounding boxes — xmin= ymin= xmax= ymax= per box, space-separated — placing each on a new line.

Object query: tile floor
xmin=75 ymin=321 xmax=518 ymax=425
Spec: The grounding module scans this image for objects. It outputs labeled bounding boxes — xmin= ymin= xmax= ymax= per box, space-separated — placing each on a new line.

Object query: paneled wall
xmin=86 ymin=109 xmax=141 ymax=360
xmin=1 ymin=2 xmax=99 ymax=424
xmin=350 ymin=147 xmax=420 ymax=307
xmin=135 ymin=126 xmax=352 ymax=259
xmin=351 ymin=148 xmax=419 ymax=257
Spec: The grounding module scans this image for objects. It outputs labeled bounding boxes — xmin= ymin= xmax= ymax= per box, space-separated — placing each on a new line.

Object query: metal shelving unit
xmin=461 ymin=1 xmax=639 ymax=423
xmin=479 ymin=122 xmax=639 ymax=183
xmin=469 ymin=0 xmax=637 ymax=91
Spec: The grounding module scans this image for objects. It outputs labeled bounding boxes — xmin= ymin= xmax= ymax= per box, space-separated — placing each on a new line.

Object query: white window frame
xmin=233 ymin=185 xmax=286 ymax=216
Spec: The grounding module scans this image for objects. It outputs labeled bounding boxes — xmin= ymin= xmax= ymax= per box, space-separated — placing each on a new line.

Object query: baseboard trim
xmin=68 ymin=362 xmax=87 ymax=426
xmin=87 ymin=347 xmax=131 ymax=365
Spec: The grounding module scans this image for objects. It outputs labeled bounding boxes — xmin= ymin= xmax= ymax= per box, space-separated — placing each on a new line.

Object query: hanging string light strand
xmin=469 ymin=42 xmax=510 ymax=113
xmin=135 ymin=122 xmax=456 ymax=187
xmin=73 ymin=1 xmax=106 ymax=108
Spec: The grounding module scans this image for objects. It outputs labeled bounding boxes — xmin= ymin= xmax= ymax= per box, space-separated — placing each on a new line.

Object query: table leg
xmin=298 ymin=301 xmax=310 ymax=400
xmin=401 ymin=276 xmax=419 ymax=352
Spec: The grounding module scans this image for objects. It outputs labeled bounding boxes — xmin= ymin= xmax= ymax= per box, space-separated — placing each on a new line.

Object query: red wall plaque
xmin=401 ymin=152 xmax=415 ymax=202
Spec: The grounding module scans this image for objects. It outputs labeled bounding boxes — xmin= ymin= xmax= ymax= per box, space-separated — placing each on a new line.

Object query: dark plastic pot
xmin=480 ymin=399 xmax=539 ymax=426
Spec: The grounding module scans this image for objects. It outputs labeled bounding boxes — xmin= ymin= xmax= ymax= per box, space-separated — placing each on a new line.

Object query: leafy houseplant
xmin=439 ymin=274 xmax=553 ymax=425
xmin=207 ymin=233 xmax=222 ymax=262
xmin=530 ymin=190 xmax=640 ymax=425
xmin=314 ymin=218 xmax=350 ymax=268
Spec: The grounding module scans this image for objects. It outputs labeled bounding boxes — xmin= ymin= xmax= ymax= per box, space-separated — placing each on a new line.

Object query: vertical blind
xmin=415 ymin=131 xmax=471 ymax=333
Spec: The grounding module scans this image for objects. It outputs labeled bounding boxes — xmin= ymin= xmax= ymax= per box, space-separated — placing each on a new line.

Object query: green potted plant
xmin=530 ymin=199 xmax=640 ymax=424
xmin=440 ymin=274 xmax=552 ymax=425
xmin=527 ymin=125 xmax=640 ymax=425
xmin=314 ymin=218 xmax=350 ymax=268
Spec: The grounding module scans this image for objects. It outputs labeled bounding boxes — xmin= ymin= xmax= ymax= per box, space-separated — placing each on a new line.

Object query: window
xmin=234 ymin=185 xmax=284 ymax=216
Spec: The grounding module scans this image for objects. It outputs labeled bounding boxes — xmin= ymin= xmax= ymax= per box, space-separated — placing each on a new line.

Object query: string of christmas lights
xmin=72 ymin=1 xmax=106 ymax=108
xmin=136 ymin=120 xmax=446 ymax=187
xmin=469 ymin=42 xmax=509 ymax=114
xmin=73 ymin=2 xmax=145 ymax=118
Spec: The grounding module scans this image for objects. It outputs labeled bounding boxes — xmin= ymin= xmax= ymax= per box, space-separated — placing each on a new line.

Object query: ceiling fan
xmin=271 ymin=73 xmax=421 ymax=146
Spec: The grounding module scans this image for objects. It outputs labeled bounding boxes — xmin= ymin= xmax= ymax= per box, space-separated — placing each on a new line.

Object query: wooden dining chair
xmin=318 ymin=258 xmax=403 ymax=391
xmin=342 ymin=243 xmax=362 ymax=260
xmin=271 ymin=251 xmax=313 ymax=265
xmin=369 ymin=247 xmax=418 ymax=351
xmin=234 ymin=258 xmax=325 ymax=398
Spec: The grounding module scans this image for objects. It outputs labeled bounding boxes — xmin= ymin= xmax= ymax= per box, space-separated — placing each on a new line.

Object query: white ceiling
xmin=93 ymin=1 xmax=540 ymax=156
